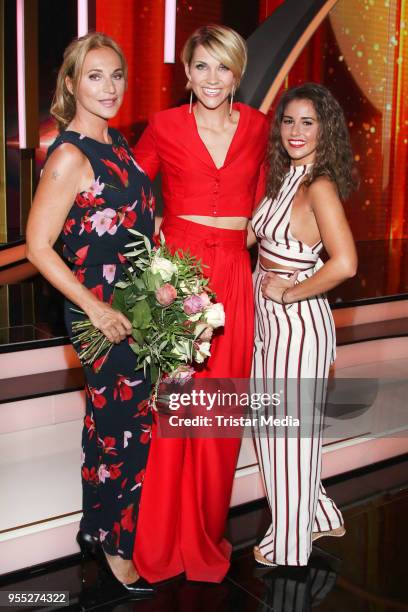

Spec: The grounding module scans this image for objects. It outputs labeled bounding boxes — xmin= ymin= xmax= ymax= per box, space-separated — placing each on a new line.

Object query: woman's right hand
xmin=87 ymin=301 xmax=132 ymax=344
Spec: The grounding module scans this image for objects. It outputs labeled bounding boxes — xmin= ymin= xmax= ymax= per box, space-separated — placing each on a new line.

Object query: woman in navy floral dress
xmin=26 ymin=33 xmax=155 ymax=595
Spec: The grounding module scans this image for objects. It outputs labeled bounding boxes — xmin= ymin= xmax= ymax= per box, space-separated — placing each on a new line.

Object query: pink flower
xmin=156 ymin=283 xmax=177 ymax=306
xmin=198 ymin=292 xmax=211 ymax=308
xmin=90 ymin=208 xmax=117 ymax=236
xmin=183 ymin=294 xmax=204 ymax=315
xmin=103 ymin=264 xmax=116 ymax=284
xmin=89 ymin=177 xmax=105 ymax=197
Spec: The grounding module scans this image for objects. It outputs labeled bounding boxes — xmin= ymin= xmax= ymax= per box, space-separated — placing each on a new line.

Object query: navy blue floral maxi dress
xmin=47 ymin=128 xmax=155 ymax=559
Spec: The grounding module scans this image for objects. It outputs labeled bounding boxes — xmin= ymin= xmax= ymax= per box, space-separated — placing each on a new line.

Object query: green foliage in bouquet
xmin=71 ymin=230 xmax=225 ymax=388
xmin=114 ymin=229 xmax=213 ymax=384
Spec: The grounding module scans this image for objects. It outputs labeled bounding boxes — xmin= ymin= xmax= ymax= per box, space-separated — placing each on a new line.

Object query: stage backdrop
xmin=0 ymin=0 xmax=407 ymax=339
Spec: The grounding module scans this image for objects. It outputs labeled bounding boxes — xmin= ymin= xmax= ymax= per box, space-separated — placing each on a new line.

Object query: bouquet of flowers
xmin=71 ymin=230 xmax=225 ymax=393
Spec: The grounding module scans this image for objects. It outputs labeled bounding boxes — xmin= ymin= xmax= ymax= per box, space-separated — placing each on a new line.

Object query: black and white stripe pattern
xmin=251 ymin=166 xmax=343 ymax=567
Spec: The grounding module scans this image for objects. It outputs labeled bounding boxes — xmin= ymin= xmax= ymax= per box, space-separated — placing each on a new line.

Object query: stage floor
xmin=1 ymin=454 xmax=407 ymax=611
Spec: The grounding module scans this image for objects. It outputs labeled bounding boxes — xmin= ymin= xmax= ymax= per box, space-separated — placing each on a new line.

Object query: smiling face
xmin=67 ymin=46 xmax=125 ymax=122
xmin=185 ymin=44 xmax=235 ymax=111
xmin=280 ymin=98 xmax=320 ymax=165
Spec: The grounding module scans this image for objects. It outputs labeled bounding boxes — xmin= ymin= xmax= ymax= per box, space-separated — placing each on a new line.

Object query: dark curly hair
xmin=266 ymin=83 xmax=358 ymax=201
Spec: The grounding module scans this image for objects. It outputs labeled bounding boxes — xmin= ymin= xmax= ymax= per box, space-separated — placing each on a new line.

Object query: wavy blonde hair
xmin=181 ymin=25 xmax=247 ymax=88
xmin=50 ymin=32 xmax=127 ymax=132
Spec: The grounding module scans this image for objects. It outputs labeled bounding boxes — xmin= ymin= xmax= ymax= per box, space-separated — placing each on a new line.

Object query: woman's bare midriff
xmin=259 ymin=255 xmax=298 ymax=273
xmin=177 ymin=215 xmax=248 ymax=231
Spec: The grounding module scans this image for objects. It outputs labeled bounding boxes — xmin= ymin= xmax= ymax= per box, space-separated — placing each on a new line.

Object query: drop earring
xmin=189 ymin=90 xmax=193 ymax=114
xmin=229 ymin=86 xmax=235 ymax=116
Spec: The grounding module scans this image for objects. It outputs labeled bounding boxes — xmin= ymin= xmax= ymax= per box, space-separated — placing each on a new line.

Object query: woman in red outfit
xmin=133 ymin=25 xmax=268 ymax=583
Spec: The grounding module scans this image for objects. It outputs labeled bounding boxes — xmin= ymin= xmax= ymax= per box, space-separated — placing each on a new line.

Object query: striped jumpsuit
xmin=251 ymin=164 xmax=344 ymax=566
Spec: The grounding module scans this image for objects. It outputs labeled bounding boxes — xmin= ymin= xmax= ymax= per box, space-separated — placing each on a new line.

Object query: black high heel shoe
xmin=96 ymin=547 xmax=156 ymax=598
xmin=76 ymin=530 xmax=100 ymax=560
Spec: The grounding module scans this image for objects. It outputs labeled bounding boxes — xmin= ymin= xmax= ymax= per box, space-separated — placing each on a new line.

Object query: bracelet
xmin=281 ymin=287 xmax=291 ymax=305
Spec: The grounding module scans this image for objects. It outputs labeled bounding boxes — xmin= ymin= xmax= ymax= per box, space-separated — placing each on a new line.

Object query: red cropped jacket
xmin=134 ymin=102 xmax=269 ymax=218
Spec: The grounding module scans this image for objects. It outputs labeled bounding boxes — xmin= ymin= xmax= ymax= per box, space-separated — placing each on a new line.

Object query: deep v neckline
xmin=190 ymin=102 xmax=243 ymax=170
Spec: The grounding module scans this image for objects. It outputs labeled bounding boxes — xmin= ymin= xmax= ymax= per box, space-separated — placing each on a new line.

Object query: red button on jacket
xmin=134 ymin=103 xmax=269 ymax=218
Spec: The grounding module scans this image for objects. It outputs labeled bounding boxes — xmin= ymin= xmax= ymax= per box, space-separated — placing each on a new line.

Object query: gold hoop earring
xmin=229 ymin=86 xmax=235 ymax=116
xmin=189 ymin=90 xmax=193 ymax=114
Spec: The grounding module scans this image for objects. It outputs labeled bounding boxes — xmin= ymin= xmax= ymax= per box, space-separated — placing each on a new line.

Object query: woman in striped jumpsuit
xmin=251 ymin=83 xmax=358 ymax=567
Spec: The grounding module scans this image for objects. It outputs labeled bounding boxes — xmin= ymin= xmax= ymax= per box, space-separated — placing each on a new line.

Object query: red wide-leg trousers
xmin=133 ymin=217 xmax=254 ymax=582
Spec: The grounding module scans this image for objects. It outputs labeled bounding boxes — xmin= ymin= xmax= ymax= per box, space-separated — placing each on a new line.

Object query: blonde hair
xmin=181 ymin=25 xmax=247 ymax=88
xmin=50 ymin=32 xmax=127 ymax=132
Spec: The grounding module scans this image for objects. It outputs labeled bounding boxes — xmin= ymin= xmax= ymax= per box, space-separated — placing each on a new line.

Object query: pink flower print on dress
xmin=89 ymin=177 xmax=105 ymax=197
xmin=98 ymin=464 xmax=110 ymax=483
xmin=103 ymin=264 xmax=116 ymax=284
xmin=90 ymin=208 xmax=118 ymax=236
xmin=124 ymin=431 xmax=132 ymax=448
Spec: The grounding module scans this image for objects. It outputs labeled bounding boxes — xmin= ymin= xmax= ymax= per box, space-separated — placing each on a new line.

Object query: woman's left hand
xmin=261 ymin=270 xmax=298 ymax=303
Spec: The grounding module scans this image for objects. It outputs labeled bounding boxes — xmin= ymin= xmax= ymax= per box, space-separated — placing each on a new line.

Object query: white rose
xmin=203 ymin=303 xmax=225 ymax=329
xmin=194 ymin=341 xmax=211 ymax=364
xmin=151 ymin=255 xmax=177 ymax=282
